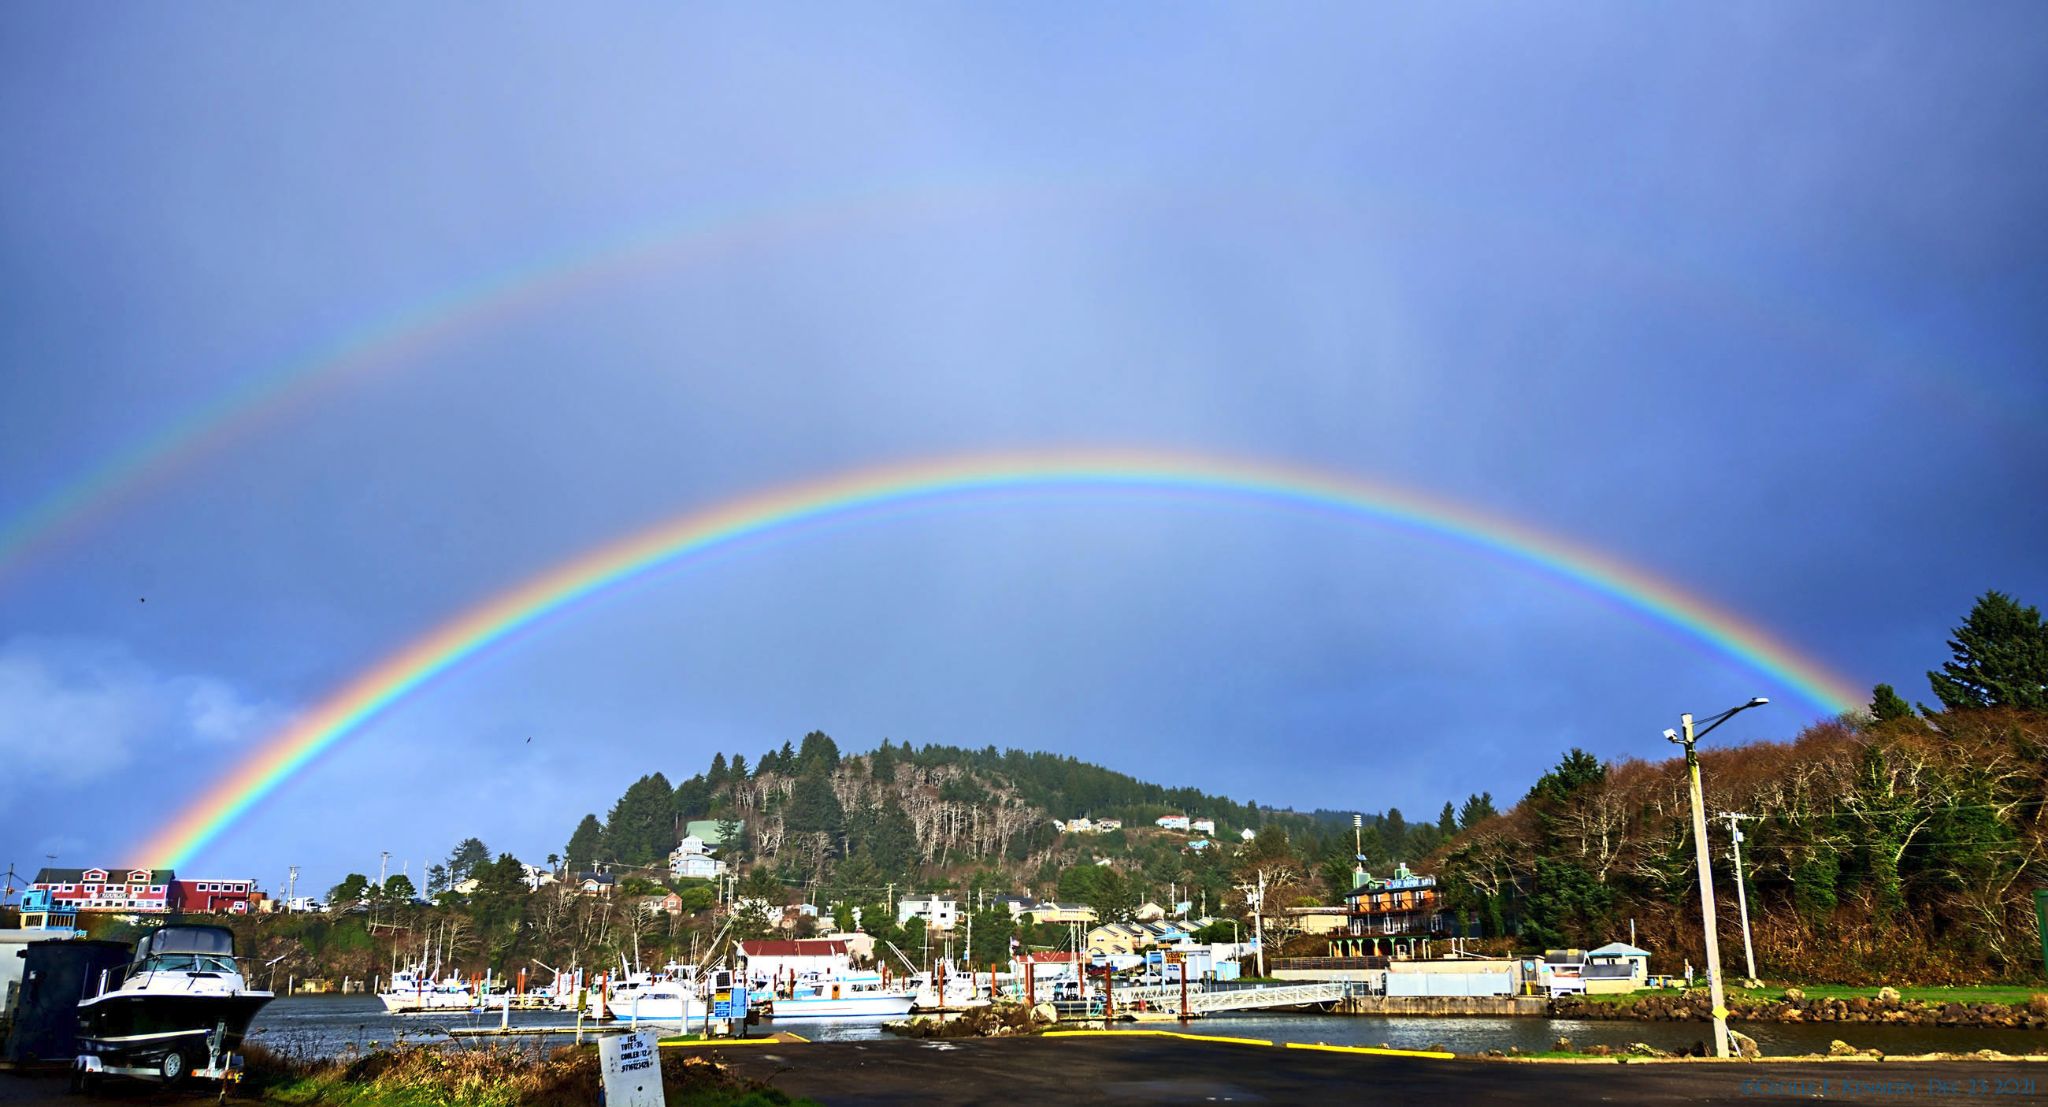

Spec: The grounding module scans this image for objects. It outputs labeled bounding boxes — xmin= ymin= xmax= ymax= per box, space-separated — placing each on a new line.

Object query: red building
xmin=173 ymin=877 xmax=263 ymax=914
xmin=32 ymin=867 xmax=177 ymax=913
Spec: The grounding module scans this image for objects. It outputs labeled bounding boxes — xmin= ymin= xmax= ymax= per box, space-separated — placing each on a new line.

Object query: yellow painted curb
xmin=1285 ymin=1042 xmax=1455 ymax=1060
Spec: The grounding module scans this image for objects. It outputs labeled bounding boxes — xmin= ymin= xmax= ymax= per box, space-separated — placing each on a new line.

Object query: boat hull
xmin=76 ymin=992 xmax=272 ymax=1067
xmin=767 ymin=994 xmax=917 ymax=1019
xmin=378 ymin=991 xmax=477 ymax=1013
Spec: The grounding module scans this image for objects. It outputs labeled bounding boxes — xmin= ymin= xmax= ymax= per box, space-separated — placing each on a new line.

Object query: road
xmin=709 ymin=1034 xmax=2044 ymax=1105
xmin=1 ymin=1036 xmax=2039 ymax=1104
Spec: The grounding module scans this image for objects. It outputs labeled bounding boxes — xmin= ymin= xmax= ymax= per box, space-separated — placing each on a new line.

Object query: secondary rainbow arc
xmin=131 ymin=448 xmax=1862 ymax=868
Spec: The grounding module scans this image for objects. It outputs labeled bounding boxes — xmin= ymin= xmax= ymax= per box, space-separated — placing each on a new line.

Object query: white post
xmin=1723 ymin=813 xmax=1759 ymax=985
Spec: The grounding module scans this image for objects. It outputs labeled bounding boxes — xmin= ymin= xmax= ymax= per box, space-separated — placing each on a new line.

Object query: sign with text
xmin=713 ymin=986 xmax=747 ymax=1021
xmin=598 ymin=1029 xmax=665 ymax=1107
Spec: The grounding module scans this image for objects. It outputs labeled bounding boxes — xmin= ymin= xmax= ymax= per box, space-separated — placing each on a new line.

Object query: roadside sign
xmin=1163 ymin=951 xmax=1184 ymax=964
xmin=597 ymin=1029 xmax=664 ymax=1107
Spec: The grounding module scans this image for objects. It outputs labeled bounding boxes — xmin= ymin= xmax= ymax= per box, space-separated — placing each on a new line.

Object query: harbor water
xmin=246 ymin=996 xmax=2047 ymax=1059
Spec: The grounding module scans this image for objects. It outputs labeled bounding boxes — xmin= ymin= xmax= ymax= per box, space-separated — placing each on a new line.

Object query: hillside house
xmin=668 ymin=835 xmax=728 ymax=880
xmin=1029 ymin=902 xmax=1098 ymax=925
xmin=172 ymin=878 xmax=262 ymax=914
xmin=1154 ymin=814 xmax=1190 ymax=831
xmin=32 ymin=868 xmax=176 ymax=913
xmin=1190 ymin=818 xmax=1216 ymax=835
xmin=896 ymin=895 xmax=959 ymax=931
xmin=1086 ymin=920 xmax=1189 ymax=956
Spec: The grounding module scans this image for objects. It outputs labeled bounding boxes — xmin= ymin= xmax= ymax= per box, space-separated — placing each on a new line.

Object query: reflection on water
xmin=248 ymin=996 xmax=2047 ymax=1059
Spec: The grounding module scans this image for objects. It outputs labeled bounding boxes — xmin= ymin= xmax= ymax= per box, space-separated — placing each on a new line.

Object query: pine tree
xmin=731 ymin=753 xmax=749 ymax=779
xmin=674 ymin=775 xmax=712 ymax=820
xmin=445 ymin=838 xmax=490 ymax=885
xmin=1381 ymin=808 xmax=1408 ymax=858
xmin=708 ymin=753 xmax=729 ymax=788
xmin=798 ymin=731 xmax=841 ymax=773
xmin=1457 ymin=792 xmax=1496 ymax=829
xmin=565 ymin=814 xmax=604 ymax=872
xmin=1436 ymin=802 xmax=1458 ymax=838
xmin=786 ymin=767 xmax=845 ymax=838
xmin=870 ymin=739 xmax=897 ymax=783
xmin=1926 ymin=590 xmax=2048 ymax=712
xmin=1869 ymin=683 xmax=1916 ymax=723
xmin=604 ymin=773 xmax=676 ymax=865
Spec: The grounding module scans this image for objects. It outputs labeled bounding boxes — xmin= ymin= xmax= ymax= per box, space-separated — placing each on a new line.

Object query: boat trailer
xmin=72 ymin=1020 xmax=244 ymax=1094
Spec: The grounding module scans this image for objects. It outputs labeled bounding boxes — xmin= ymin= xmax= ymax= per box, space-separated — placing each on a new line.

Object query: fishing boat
xmin=609 ymin=963 xmax=710 ymax=1025
xmin=73 ymin=925 xmax=272 ymax=1085
xmin=377 ymin=965 xmax=477 ymax=1012
xmin=765 ymin=971 xmax=917 ymax=1019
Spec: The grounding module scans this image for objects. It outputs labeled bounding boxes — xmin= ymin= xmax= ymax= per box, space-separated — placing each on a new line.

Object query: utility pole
xmin=1666 ymin=697 xmax=1766 ymax=1059
xmin=287 ymin=866 xmax=299 ymax=910
xmin=379 ymin=851 xmax=390 ymax=888
xmin=1720 ymin=812 xmax=1761 ymax=986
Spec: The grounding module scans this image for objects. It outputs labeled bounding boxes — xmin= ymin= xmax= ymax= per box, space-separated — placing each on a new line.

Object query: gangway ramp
xmin=1111 ymin=979 xmax=1353 ymax=1015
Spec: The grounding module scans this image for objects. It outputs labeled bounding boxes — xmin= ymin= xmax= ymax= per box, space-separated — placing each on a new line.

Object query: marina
xmin=236 ymin=994 xmax=2048 ymax=1059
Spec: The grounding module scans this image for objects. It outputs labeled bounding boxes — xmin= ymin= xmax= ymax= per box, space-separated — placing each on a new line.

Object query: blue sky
xmin=3 ymin=6 xmax=2044 ymax=893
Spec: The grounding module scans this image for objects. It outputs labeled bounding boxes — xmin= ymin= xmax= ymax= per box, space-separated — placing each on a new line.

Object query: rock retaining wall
xmin=1551 ymin=991 xmax=2048 ymax=1030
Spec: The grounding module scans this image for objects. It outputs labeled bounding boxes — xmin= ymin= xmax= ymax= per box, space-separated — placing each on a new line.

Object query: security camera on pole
xmin=1663 ymin=696 xmax=1768 ymax=1060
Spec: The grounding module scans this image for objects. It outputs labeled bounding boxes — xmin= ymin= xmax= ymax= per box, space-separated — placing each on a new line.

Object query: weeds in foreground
xmin=242 ymin=1040 xmax=813 ymax=1107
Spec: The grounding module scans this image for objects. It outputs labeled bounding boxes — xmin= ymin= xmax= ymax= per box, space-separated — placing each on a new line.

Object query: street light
xmin=1665 ymin=696 xmax=1768 ymax=1059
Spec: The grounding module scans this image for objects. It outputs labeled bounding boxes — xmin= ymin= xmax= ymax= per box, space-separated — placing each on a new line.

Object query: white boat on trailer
xmin=73 ymin=925 xmax=272 ymax=1089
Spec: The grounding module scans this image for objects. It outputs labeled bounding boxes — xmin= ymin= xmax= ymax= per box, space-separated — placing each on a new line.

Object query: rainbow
xmin=0 ymin=175 xmax=1066 ymax=584
xmin=6 ymin=170 xmax=2025 ymax=589
xmin=130 ymin=447 xmax=1863 ymax=868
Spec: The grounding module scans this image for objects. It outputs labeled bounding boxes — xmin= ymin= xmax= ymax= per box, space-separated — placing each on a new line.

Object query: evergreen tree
xmin=604 ymin=772 xmax=676 ymax=865
xmin=730 ymin=753 xmax=749 ymax=779
xmin=714 ymin=812 xmax=746 ymax=858
xmin=382 ymin=873 xmax=417 ymax=902
xmin=708 ymin=752 xmax=730 ymax=788
xmin=328 ymin=873 xmax=371 ymax=907
xmin=445 ymin=838 xmax=491 ymax=885
xmin=1926 ymin=590 xmax=2048 ymax=711
xmin=865 ymin=799 xmax=919 ymax=877
xmin=1869 ymin=683 xmax=1916 ymax=723
xmin=1436 ymin=802 xmax=1458 ymax=838
xmin=1381 ymin=808 xmax=1408 ymax=858
xmin=564 ymin=814 xmax=604 ymax=871
xmin=674 ymin=775 xmax=712 ymax=820
xmin=1458 ymin=792 xmax=1496 ymax=829
xmin=798 ymin=730 xmax=841 ymax=773
xmin=786 ymin=768 xmax=845 ymax=838
xmin=870 ymin=739 xmax=898 ymax=783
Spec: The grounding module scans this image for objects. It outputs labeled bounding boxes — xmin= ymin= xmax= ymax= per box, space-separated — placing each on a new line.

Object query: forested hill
xmin=557 ymin=733 xmax=1485 ymax=910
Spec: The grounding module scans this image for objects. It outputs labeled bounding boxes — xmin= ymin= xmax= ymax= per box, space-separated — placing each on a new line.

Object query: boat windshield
xmin=140 ymin=952 xmax=240 ymax=974
xmin=132 ymin=926 xmax=239 ymax=973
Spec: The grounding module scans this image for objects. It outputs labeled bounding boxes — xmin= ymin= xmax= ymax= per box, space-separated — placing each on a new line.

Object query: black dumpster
xmin=2 ymin=939 xmax=130 ymax=1065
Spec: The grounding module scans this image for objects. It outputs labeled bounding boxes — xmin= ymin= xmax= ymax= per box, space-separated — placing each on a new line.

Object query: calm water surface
xmin=249 ymin=996 xmax=2047 ymax=1059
